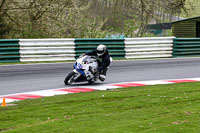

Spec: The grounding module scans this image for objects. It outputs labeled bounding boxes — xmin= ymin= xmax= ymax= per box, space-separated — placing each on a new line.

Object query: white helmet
xmin=97 ymin=44 xmax=106 ymax=56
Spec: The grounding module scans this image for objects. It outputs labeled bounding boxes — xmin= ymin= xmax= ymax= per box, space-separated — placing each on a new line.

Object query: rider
xmin=85 ymin=44 xmax=111 ymax=81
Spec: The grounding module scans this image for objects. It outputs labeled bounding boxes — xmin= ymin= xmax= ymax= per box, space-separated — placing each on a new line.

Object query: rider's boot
xmin=99 ymin=74 xmax=106 ymax=81
xmin=99 ymin=68 xmax=108 ymax=82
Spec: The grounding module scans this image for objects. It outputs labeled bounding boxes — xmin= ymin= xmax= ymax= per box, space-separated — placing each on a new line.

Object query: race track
xmin=1 ymin=58 xmax=200 ymax=95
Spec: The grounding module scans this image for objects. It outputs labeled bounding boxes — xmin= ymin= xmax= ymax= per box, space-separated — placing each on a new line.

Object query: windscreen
xmin=82 ymin=56 xmax=95 ymax=64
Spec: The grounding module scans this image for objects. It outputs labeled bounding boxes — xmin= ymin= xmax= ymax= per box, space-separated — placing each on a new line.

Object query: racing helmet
xmin=97 ymin=44 xmax=106 ymax=56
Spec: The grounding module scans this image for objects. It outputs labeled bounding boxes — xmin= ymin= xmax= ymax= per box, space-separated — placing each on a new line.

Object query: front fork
xmin=73 ymin=69 xmax=82 ymax=81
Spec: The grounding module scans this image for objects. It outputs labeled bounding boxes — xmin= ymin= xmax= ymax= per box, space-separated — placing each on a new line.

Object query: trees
xmin=0 ymin=0 xmax=109 ymax=38
xmin=0 ymin=0 xmax=11 ymax=38
xmin=0 ymin=0 xmax=195 ymax=38
xmin=83 ymin=0 xmax=192 ymax=37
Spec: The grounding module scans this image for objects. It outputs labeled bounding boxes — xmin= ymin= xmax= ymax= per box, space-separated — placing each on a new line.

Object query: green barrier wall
xmin=173 ymin=38 xmax=200 ymax=57
xmin=0 ymin=39 xmax=20 ymax=63
xmin=75 ymin=38 xmax=125 ymax=59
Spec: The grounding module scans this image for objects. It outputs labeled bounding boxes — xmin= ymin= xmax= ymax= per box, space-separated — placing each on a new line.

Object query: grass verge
xmin=1 ymin=82 xmax=200 ymax=133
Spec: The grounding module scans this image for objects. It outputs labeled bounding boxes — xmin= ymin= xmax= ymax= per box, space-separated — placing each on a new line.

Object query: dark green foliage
xmin=0 ymin=15 xmax=10 ymax=38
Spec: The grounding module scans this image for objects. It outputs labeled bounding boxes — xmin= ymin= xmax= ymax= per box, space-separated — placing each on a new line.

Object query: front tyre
xmin=64 ymin=72 xmax=76 ymax=85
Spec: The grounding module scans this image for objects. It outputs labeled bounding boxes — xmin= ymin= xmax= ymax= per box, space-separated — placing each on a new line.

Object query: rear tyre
xmin=88 ymin=72 xmax=98 ymax=84
xmin=64 ymin=72 xmax=76 ymax=85
xmin=88 ymin=78 xmax=95 ymax=84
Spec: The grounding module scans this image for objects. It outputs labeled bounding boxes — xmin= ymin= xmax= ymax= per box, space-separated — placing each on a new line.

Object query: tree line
xmin=0 ymin=0 xmax=196 ymax=38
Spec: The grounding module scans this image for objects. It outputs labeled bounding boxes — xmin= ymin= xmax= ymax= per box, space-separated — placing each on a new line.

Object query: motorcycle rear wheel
xmin=64 ymin=71 xmax=76 ymax=85
xmin=88 ymin=79 xmax=95 ymax=84
xmin=88 ymin=72 xmax=98 ymax=84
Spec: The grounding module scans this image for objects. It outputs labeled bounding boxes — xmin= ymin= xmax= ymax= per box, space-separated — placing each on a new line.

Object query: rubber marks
xmin=1 ymin=77 xmax=200 ymax=103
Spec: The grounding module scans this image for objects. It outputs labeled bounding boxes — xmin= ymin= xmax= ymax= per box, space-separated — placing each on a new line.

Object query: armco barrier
xmin=19 ymin=39 xmax=75 ymax=62
xmin=0 ymin=39 xmax=20 ymax=63
xmin=0 ymin=37 xmax=177 ymax=63
xmin=173 ymin=38 xmax=200 ymax=57
xmin=125 ymin=37 xmax=175 ymax=59
xmin=75 ymin=38 xmax=125 ymax=59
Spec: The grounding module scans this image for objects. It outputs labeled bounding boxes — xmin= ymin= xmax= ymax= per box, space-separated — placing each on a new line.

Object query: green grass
xmin=1 ymin=82 xmax=200 ymax=132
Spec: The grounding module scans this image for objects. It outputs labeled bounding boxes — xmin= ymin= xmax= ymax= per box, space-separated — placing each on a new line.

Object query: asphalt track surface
xmin=1 ymin=58 xmax=200 ymax=95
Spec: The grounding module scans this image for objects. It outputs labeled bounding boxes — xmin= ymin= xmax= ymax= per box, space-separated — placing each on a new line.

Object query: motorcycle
xmin=64 ymin=55 xmax=100 ymax=85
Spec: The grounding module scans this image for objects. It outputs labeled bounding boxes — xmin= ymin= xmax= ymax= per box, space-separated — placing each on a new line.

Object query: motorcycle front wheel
xmin=64 ymin=71 xmax=76 ymax=85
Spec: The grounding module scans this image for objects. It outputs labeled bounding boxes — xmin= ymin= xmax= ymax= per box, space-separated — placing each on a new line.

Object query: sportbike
xmin=64 ymin=55 xmax=100 ymax=85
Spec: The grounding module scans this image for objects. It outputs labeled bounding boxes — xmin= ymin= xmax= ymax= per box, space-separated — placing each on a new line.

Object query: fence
xmin=19 ymin=39 xmax=75 ymax=62
xmin=0 ymin=39 xmax=20 ymax=63
xmin=173 ymin=38 xmax=200 ymax=57
xmin=75 ymin=38 xmax=125 ymax=59
xmin=125 ymin=37 xmax=174 ymax=59
xmin=0 ymin=37 xmax=187 ymax=63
